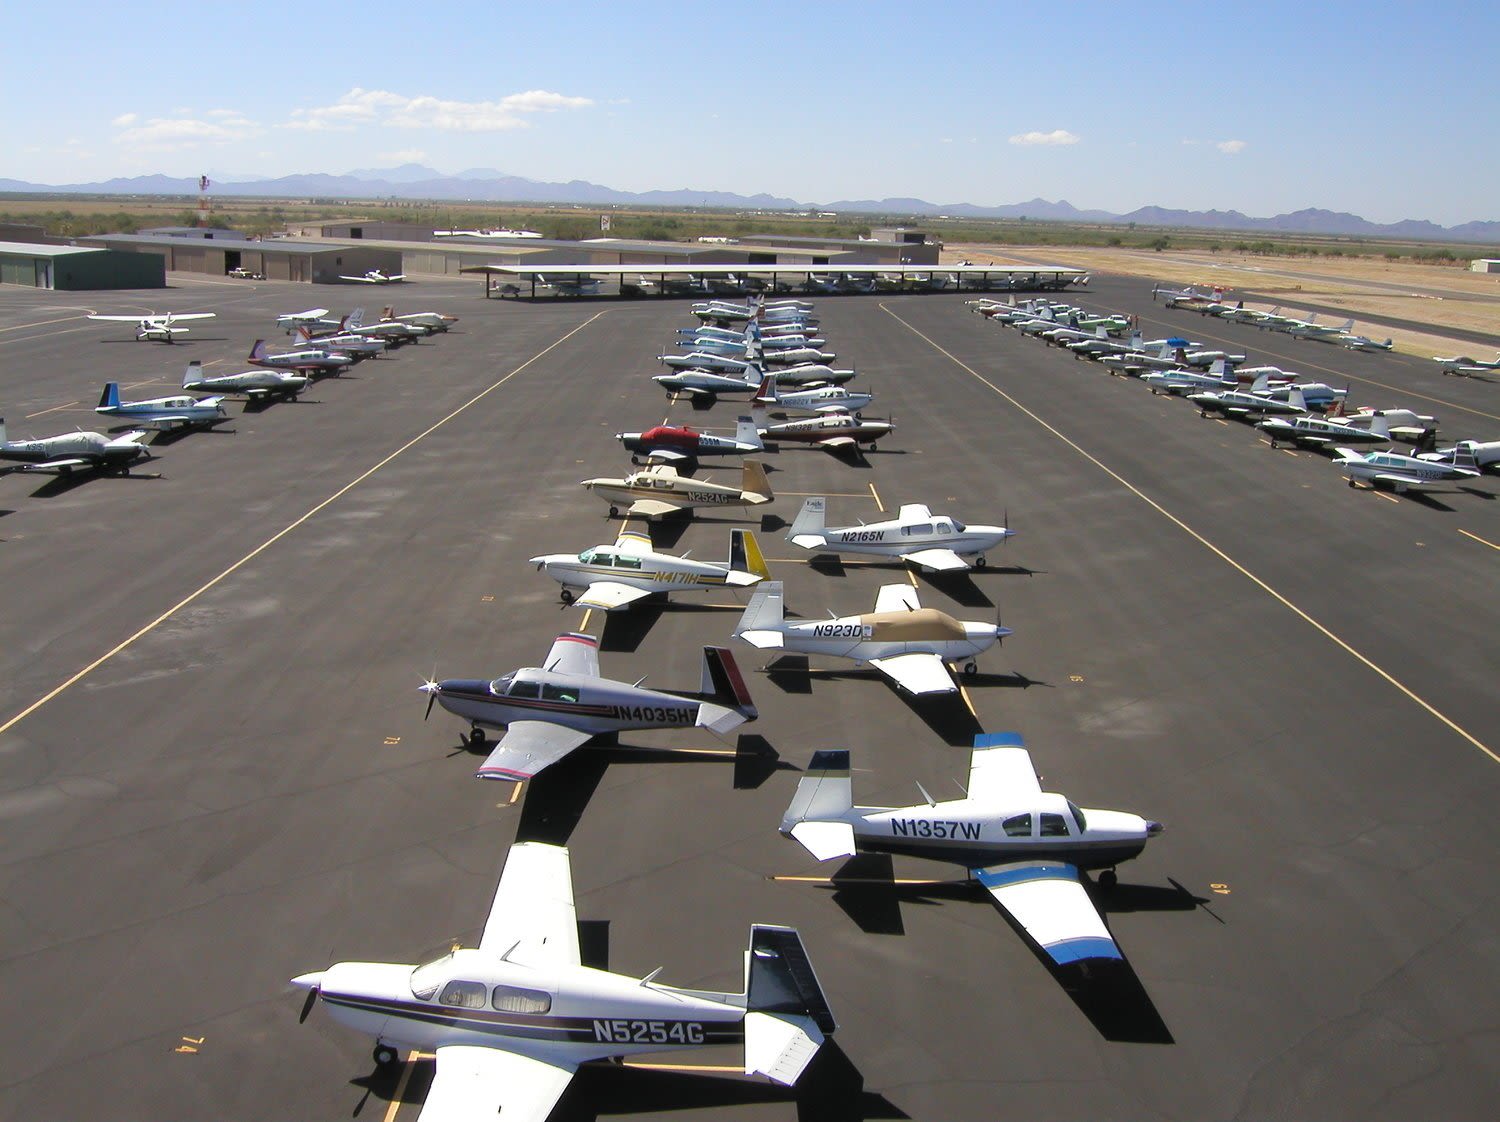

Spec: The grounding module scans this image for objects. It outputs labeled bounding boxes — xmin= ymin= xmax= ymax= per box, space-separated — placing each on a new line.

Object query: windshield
xmin=488 ymin=673 xmax=514 ymax=695
xmin=1067 ymin=800 xmax=1087 ymax=832
xmin=410 ymin=953 xmax=454 ymax=1000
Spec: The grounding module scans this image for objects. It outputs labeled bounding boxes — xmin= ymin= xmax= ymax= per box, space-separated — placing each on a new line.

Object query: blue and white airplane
xmin=294 ymin=842 xmax=835 ymax=1121
xmin=781 ymin=732 xmax=1163 ymax=965
xmin=94 ymin=382 xmax=228 ymax=431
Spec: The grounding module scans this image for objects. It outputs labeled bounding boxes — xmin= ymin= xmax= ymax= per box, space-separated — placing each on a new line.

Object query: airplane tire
xmin=373 ymin=1044 xmax=398 ymax=1068
xmin=560 ymin=589 xmax=575 ymax=603
xmin=608 ymin=505 xmax=619 ymax=517
xmin=975 ymin=555 xmax=987 ymax=569
xmin=1099 ymin=869 xmax=1118 ymax=890
xmin=469 ymin=727 xmax=486 ymax=746
xmin=963 ymin=661 xmax=978 ymax=677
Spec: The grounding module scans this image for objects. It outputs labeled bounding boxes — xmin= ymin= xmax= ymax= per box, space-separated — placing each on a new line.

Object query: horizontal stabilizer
xmin=790 ymin=820 xmax=856 ymax=861
xmin=744 ymin=1012 xmax=824 ymax=1086
xmin=696 ymin=700 xmax=750 ymax=735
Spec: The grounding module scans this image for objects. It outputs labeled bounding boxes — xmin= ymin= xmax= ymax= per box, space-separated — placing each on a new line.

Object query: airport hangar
xmin=0 ymin=240 xmax=164 ymax=289
xmin=76 ymin=228 xmax=402 ymax=284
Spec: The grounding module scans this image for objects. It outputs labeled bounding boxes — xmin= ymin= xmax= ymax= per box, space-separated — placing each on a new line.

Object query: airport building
xmin=0 ymin=241 xmax=165 ymax=289
xmin=75 ymin=231 xmax=402 ymax=284
xmin=737 ymin=233 xmax=940 ymax=265
xmin=1471 ymin=258 xmax=1500 ymax=273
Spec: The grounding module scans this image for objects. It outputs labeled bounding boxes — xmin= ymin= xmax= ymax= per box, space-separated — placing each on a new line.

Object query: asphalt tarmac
xmin=1 ymin=274 xmax=1497 ymax=1121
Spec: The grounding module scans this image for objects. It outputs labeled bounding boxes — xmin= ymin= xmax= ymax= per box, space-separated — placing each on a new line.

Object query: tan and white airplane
xmin=580 ymin=460 xmax=773 ymax=519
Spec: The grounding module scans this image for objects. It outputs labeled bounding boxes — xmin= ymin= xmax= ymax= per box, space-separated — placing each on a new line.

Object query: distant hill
xmin=1 ymin=168 xmax=1496 ymax=244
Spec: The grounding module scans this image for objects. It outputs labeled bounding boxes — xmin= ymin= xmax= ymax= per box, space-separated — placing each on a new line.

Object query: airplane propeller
xmin=421 ymin=670 xmax=440 ymax=720
xmin=298 ymin=986 xmax=319 ymax=1024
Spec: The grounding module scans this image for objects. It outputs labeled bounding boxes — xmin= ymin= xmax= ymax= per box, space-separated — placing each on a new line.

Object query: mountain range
xmin=2 ymin=165 xmax=1497 ymax=244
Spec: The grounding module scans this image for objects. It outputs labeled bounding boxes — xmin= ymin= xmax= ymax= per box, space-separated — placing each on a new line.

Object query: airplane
xmin=1333 ymin=444 xmax=1480 ymax=491
xmin=581 ymin=459 xmax=774 ymax=519
xmin=1418 ymin=437 xmax=1500 ymax=472
xmin=434 ymin=226 xmax=542 ymax=238
xmin=388 ymin=308 xmax=459 ymax=332
xmin=652 ymin=364 xmax=762 ymax=399
xmin=341 ymin=306 xmax=427 ymax=344
xmin=247 ymin=339 xmax=355 ymax=376
xmin=94 ymin=382 xmax=228 ymax=431
xmin=1234 ymin=372 xmax=1347 ymax=412
xmin=181 ymin=358 xmax=309 ymax=402
xmin=530 ymin=524 xmax=769 ymax=610
xmin=276 ymin=307 xmax=340 ymax=333
xmin=1139 ymin=359 xmax=1236 ymax=396
xmin=293 ymin=841 xmax=836 ymax=1120
xmin=0 ymin=416 xmax=151 ymax=476
xmin=733 ymin=581 xmax=1010 ymax=695
xmin=753 ymin=372 xmax=873 ymax=416
xmin=781 ymin=732 xmax=1161 ymax=966
xmin=1188 ymin=383 xmax=1308 ymax=420
xmin=86 ymin=311 xmax=215 ymax=343
xmin=1432 ymin=352 xmax=1500 ymax=377
xmin=1257 ymin=411 xmax=1393 ymax=450
xmin=537 ymin=273 xmax=602 ymax=297
xmin=1324 ymin=401 xmax=1436 ymax=443
xmin=1098 ymin=342 xmax=1186 ymax=377
xmin=1287 ymin=315 xmax=1355 ymax=342
xmin=656 ymin=351 xmax=856 ymax=385
xmin=339 ymin=268 xmax=406 ymax=284
xmin=787 ymin=496 xmax=1012 ymax=571
xmin=683 ymin=337 xmax=833 ymax=367
xmin=754 ymin=410 xmax=894 ymax=453
xmin=419 ymin=631 xmax=757 ymax=773
xmin=1180 ymin=346 xmax=1246 ymax=368
xmin=1152 ymin=283 xmax=1224 ymax=309
xmin=616 ymin=416 xmax=763 ymax=463
xmin=1337 ymin=333 xmax=1394 ymax=352
xmin=290 ymin=324 xmax=387 ymax=358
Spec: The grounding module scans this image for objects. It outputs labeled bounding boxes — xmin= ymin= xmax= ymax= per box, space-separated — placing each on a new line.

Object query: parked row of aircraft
xmin=974 ymin=293 xmax=1497 ymax=495
xmin=1150 ymin=285 xmax=1394 ymax=351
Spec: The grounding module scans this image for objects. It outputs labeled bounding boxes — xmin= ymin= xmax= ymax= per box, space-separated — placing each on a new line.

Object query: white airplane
xmin=581 ymin=460 xmax=774 ymax=520
xmin=537 ymin=273 xmax=602 ymax=297
xmin=1139 ymin=359 xmax=1235 ymax=396
xmin=1325 ymin=401 xmax=1436 ymax=443
xmin=733 ymin=581 xmax=1010 ymax=695
xmin=1152 ymin=283 xmax=1224 ymax=309
xmin=616 ymin=417 xmax=764 ymax=463
xmin=753 ymin=372 xmax=872 ymax=416
xmin=247 ymin=339 xmax=355 ymax=375
xmin=339 ymin=268 xmax=406 ymax=284
xmin=787 ymin=497 xmax=1012 ymax=572
xmin=753 ymin=410 xmax=894 ymax=453
xmin=0 ymin=416 xmax=151 ymax=475
xmin=434 ymin=226 xmax=542 ymax=238
xmin=530 ymin=524 xmax=769 ymax=610
xmin=1332 ymin=444 xmax=1481 ymax=491
xmin=293 ymin=842 xmax=836 ymax=1120
xmin=275 ymin=307 xmax=339 ymax=332
xmin=94 ymin=382 xmax=227 ymax=431
xmin=1432 ymin=352 xmax=1500 ymax=377
xmin=181 ymin=358 xmax=309 ymax=402
xmin=1337 ymin=333 xmax=1394 ymax=352
xmin=1257 ymin=411 xmax=1393 ymax=450
xmin=420 ymin=632 xmax=756 ymax=773
xmin=290 ymin=324 xmax=386 ymax=358
xmin=343 ymin=306 xmax=427 ymax=343
xmin=652 ymin=364 xmax=761 ymax=399
xmin=781 ymin=733 xmax=1163 ymax=963
xmin=1287 ymin=315 xmax=1355 ymax=342
xmin=1189 ymin=383 xmax=1308 ymax=420
xmin=86 ymin=311 xmax=215 ymax=343
xmin=389 ymin=308 xmax=459 ymax=332
xmin=1419 ymin=438 xmax=1500 ymax=471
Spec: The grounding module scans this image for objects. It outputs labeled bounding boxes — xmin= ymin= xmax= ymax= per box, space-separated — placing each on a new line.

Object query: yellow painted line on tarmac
xmin=622 ymin=1062 xmax=744 ymax=1073
xmin=0 ymin=312 xmax=610 ymax=741
xmin=1371 ymin=490 xmax=1401 ymax=504
xmin=1459 ymin=528 xmax=1500 ymax=551
xmin=770 ymin=875 xmax=951 ymax=885
xmin=382 ymin=1050 xmax=431 ymax=1122
xmin=1280 ymin=448 xmax=1299 ymax=458
xmin=507 ymin=782 xmax=524 ymax=805
xmin=956 ymin=678 xmax=978 ymax=717
xmin=24 ymin=400 xmax=80 ymax=419
xmin=579 ymin=608 xmax=594 ymax=633
xmin=868 ymin=481 xmax=885 ymax=511
xmin=884 ymin=304 xmax=1499 ymax=767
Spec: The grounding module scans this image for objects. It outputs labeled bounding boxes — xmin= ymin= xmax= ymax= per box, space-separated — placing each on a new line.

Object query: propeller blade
xmin=298 ymin=987 xmax=318 ymax=1024
xmin=423 ymin=685 xmax=438 ymax=721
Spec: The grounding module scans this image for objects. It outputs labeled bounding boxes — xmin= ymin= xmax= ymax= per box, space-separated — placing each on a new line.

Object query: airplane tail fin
xmin=348 ymin=307 xmax=365 ymax=328
xmin=735 ymin=414 xmax=764 ymax=451
xmin=787 ymin=496 xmax=827 ymax=544
xmin=249 ymin=339 xmax=267 ymax=360
xmin=1449 ymin=442 xmax=1479 ymax=472
xmin=294 ymin=325 xmax=312 ymax=344
xmin=734 ymin=581 xmax=785 ymax=642
xmin=183 ymin=361 xmax=202 ymax=388
xmin=741 ymin=460 xmax=773 ymax=502
xmin=742 ymin=925 xmax=837 ymax=1085
xmin=98 ymin=382 xmax=121 ymax=410
xmin=1208 ymin=358 xmax=1228 ymax=378
xmin=1250 ymin=373 xmax=1270 ymax=393
xmin=1288 ymin=387 xmax=1307 ymax=412
xmin=753 ymin=371 xmax=776 ymax=403
xmin=781 ymin=749 xmax=854 ymax=833
xmin=1367 ymin=414 xmax=1390 ymax=440
xmin=1327 ymin=396 xmax=1346 ymax=419
xmin=0 ymin=416 xmax=7 ymax=445
xmin=730 ymin=528 xmax=771 ymax=581
xmin=698 ymin=646 xmax=757 ymax=724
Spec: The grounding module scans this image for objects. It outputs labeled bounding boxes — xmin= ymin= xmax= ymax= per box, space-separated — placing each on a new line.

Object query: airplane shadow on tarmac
xmin=815 ymin=854 xmax=1190 ymax=1044
xmin=351 ymin=1037 xmax=907 ymax=1121
xmin=596 ymin=597 xmax=751 ymax=654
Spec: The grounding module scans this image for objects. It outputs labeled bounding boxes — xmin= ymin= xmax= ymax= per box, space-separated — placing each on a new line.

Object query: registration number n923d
xmin=592 ymin=1019 xmax=706 ymax=1044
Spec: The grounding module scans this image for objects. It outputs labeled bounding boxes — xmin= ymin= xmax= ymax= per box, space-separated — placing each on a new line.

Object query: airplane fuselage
xmin=430 ymin=673 xmax=714 ymax=737
xmin=803 ymin=522 xmax=1011 ymax=562
xmin=582 ymin=475 xmax=766 ymax=512
xmin=532 ymin=549 xmax=757 ymax=598
xmin=772 ymin=611 xmax=1002 ymax=667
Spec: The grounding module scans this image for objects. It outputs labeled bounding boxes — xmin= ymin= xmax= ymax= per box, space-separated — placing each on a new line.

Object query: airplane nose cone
xmin=1146 ymin=820 xmax=1164 ymax=837
xmin=290 ymin=971 xmax=325 ymax=990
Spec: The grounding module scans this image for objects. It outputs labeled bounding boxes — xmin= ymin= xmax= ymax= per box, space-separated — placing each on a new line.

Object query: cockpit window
xmin=1040 ymin=812 xmax=1070 ymax=837
xmin=410 ymin=953 xmax=454 ymax=1000
xmin=1002 ymin=813 xmax=1033 ymax=837
xmin=951 ymin=519 xmax=967 ymax=533
xmin=614 ymin=554 xmax=642 ymax=570
xmin=439 ymin=980 xmax=488 ymax=1009
xmin=492 ymin=985 xmax=551 ymax=1014
xmin=507 ymin=679 xmax=541 ymax=699
xmin=541 ymin=683 xmax=578 ymax=703
xmin=1066 ymin=800 xmax=1087 ymax=832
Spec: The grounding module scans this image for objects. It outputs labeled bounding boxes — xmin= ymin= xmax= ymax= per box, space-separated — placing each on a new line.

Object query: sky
xmin=4 ymin=1 xmax=1497 ymax=226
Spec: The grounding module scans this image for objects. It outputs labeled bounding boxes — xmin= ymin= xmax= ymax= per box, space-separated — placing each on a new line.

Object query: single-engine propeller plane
xmin=787 ymin=497 xmax=1013 ymax=571
xmin=86 ymin=311 xmax=215 ymax=343
xmin=530 ymin=524 xmax=770 ymax=610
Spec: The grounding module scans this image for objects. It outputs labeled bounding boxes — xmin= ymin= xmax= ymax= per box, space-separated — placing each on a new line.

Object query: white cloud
xmin=378 ymin=148 xmax=429 ymax=164
xmin=287 ymin=87 xmax=594 ymax=133
xmin=113 ymin=115 xmax=262 ymax=151
xmin=111 ymin=112 xmax=138 ymax=127
xmin=1009 ymin=129 xmax=1080 ymax=147
xmin=1217 ymin=139 xmax=1247 ymax=154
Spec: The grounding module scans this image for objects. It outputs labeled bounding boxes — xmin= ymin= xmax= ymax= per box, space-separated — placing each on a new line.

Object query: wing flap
xmin=474 ymin=722 xmax=592 ymax=782
xmin=478 ymin=841 xmax=580 ymax=968
xmin=417 ymin=1045 xmax=576 ymax=1122
xmin=575 ymin=581 xmax=653 ymax=611
xmin=868 ymin=652 xmax=955 ymax=695
xmin=973 ymin=861 xmax=1121 ymax=965
xmin=899 ymin=547 xmax=969 ymax=572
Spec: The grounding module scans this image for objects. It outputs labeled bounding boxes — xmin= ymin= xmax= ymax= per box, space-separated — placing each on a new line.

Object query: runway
xmin=0 ymin=275 xmax=1496 ymax=1120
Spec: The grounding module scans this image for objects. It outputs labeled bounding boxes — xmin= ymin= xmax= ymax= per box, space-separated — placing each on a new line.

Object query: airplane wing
xmin=22 ymin=457 xmax=94 ymax=472
xmin=627 ymin=498 xmax=685 ymax=518
xmin=169 ymin=313 xmax=216 ymax=322
xmin=873 ymin=583 xmax=922 ymax=613
xmin=418 ymin=1046 xmax=576 ymax=1122
xmin=898 ymin=547 xmax=969 ymax=572
xmin=574 ymin=581 xmax=654 ymax=612
xmin=543 ymin=632 xmax=600 ymax=677
xmin=816 ymin=435 xmax=858 ymax=449
xmin=964 ymin=733 xmax=1042 ymax=802
xmin=474 ymin=722 xmax=592 ymax=782
xmin=972 ymin=860 xmax=1121 ymax=965
xmin=868 ymin=652 xmax=956 ymax=695
xmin=1369 ymin=472 xmax=1436 ymax=488
xmin=477 ymin=841 xmax=581 ymax=966
xmin=615 ymin=522 xmax=652 ymax=550
xmin=340 ymin=275 xmax=377 ymax=283
xmin=896 ymin=503 xmax=933 ymax=521
xmin=87 ymin=315 xmax=148 ymax=322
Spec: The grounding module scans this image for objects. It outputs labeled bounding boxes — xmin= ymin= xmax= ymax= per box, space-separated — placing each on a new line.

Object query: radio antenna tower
xmin=196 ymin=175 xmax=212 ymax=227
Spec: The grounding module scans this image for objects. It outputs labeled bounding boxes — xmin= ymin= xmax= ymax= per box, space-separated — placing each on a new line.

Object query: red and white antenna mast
xmin=196 ymin=175 xmax=212 ymax=227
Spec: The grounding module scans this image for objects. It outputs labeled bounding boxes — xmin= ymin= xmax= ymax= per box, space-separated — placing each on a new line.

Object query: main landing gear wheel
xmin=608 ymin=505 xmax=620 ymax=517
xmin=1098 ymin=869 xmax=1118 ymax=890
xmin=373 ymin=1043 xmax=398 ymax=1068
xmin=560 ymin=588 xmax=576 ymax=603
xmin=468 ymin=727 xmax=486 ymax=746
xmin=975 ymin=555 xmax=987 ymax=569
xmin=963 ymin=661 xmax=978 ymax=677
